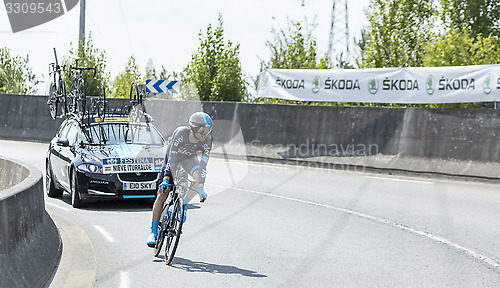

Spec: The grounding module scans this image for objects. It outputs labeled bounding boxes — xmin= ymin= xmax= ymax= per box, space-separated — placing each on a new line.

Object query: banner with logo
xmin=256 ymin=65 xmax=500 ymax=103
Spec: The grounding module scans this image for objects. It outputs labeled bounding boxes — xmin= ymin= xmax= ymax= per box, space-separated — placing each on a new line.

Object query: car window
xmin=57 ymin=121 xmax=68 ymax=137
xmin=81 ymin=123 xmax=164 ymax=145
xmin=58 ymin=121 xmax=72 ymax=138
xmin=66 ymin=121 xmax=79 ymax=145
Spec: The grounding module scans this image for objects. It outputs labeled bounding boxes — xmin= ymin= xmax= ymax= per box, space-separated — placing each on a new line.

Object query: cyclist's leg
xmin=152 ymin=185 xmax=170 ymax=221
xmin=180 ymin=157 xmax=201 ymax=202
xmin=147 ymin=171 xmax=173 ymax=247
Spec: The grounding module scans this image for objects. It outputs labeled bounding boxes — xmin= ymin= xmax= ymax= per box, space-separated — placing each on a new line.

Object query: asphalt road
xmin=2 ymin=139 xmax=500 ymax=287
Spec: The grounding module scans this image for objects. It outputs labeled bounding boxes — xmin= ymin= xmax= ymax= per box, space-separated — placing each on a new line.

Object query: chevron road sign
xmin=145 ymin=79 xmax=181 ymax=94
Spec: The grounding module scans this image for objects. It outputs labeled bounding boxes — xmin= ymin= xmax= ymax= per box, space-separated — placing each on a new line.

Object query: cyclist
xmin=147 ymin=112 xmax=213 ymax=247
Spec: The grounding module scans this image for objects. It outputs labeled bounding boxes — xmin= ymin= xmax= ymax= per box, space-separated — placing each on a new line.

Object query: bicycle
xmin=154 ymin=167 xmax=196 ymax=265
xmin=67 ymin=59 xmax=96 ymax=117
xmin=47 ymin=48 xmax=67 ymax=119
xmin=128 ymin=82 xmax=149 ymax=123
xmin=89 ymin=83 xmax=107 ymax=122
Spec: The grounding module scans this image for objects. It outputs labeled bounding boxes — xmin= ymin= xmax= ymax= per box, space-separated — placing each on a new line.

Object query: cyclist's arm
xmin=198 ymin=136 xmax=213 ymax=185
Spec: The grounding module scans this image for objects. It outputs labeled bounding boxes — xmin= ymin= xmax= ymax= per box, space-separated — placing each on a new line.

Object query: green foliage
xmin=182 ymin=14 xmax=247 ymax=102
xmin=261 ymin=17 xmax=331 ymax=70
xmin=361 ymin=0 xmax=437 ymax=68
xmin=255 ymin=18 xmax=331 ymax=104
xmin=423 ymin=27 xmax=500 ymax=66
xmin=144 ymin=58 xmax=156 ymax=80
xmin=158 ymin=66 xmax=179 ymax=80
xmin=112 ymin=55 xmax=142 ymax=98
xmin=0 ymin=47 xmax=38 ymax=94
xmin=440 ymin=0 xmax=500 ymax=38
xmin=64 ymin=32 xmax=110 ymax=97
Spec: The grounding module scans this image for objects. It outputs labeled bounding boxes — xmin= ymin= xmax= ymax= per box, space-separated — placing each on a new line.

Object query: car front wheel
xmin=46 ymin=162 xmax=63 ymax=198
xmin=71 ymin=169 xmax=83 ymax=208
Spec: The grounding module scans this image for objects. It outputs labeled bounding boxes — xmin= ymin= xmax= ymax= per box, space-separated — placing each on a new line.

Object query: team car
xmin=45 ymin=113 xmax=167 ymax=208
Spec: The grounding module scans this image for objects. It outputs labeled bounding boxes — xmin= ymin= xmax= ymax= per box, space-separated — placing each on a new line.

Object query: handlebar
xmin=49 ymin=62 xmax=67 ymax=75
xmin=70 ymin=66 xmax=97 ymax=77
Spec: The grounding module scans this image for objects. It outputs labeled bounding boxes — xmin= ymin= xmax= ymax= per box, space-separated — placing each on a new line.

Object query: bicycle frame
xmin=155 ymin=168 xmax=196 ymax=264
xmin=128 ymin=82 xmax=150 ymax=123
xmin=68 ymin=59 xmax=96 ymax=117
xmin=47 ymin=48 xmax=67 ymax=119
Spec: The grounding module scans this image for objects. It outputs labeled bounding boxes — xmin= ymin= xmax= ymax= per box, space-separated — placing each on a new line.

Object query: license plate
xmin=123 ymin=181 xmax=156 ymax=190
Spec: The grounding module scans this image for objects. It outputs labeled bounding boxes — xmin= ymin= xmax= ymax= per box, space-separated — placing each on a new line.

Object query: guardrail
xmin=1 ymin=93 xmax=500 ymax=180
xmin=0 ymin=156 xmax=61 ymax=288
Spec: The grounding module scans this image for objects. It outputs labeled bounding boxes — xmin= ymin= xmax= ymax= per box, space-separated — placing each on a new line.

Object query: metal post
xmin=79 ymin=0 xmax=86 ymax=57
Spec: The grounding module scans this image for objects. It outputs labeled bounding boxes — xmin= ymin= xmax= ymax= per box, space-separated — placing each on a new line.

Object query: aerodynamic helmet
xmin=189 ymin=112 xmax=213 ymax=136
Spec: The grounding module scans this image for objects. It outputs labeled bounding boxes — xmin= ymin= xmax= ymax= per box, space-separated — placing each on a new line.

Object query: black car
xmin=45 ymin=114 xmax=167 ymax=208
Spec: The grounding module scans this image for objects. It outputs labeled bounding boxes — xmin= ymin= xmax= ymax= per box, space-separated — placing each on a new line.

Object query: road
xmin=1 ymin=139 xmax=500 ymax=287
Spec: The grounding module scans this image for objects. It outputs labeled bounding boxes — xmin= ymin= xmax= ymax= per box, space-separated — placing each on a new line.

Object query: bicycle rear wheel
xmin=165 ymin=197 xmax=185 ymax=265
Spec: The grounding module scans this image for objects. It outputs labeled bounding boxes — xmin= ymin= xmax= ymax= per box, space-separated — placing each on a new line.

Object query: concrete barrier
xmin=1 ymin=94 xmax=500 ymax=179
xmin=0 ymin=156 xmax=61 ymax=288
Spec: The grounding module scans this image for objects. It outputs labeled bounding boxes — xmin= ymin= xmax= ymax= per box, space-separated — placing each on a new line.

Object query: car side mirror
xmin=56 ymin=138 xmax=70 ymax=147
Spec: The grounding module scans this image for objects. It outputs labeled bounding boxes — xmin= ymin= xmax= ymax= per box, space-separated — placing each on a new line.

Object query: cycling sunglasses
xmin=196 ymin=126 xmax=212 ymax=136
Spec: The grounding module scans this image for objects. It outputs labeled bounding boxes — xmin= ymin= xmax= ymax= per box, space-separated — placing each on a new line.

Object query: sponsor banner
xmin=102 ymin=157 xmax=163 ymax=174
xmin=256 ymin=65 xmax=500 ymax=103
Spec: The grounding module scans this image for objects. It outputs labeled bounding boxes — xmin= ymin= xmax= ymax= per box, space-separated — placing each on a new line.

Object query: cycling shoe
xmin=147 ymin=232 xmax=156 ymax=248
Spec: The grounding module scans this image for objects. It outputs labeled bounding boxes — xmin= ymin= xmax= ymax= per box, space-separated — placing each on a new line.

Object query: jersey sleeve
xmin=198 ymin=135 xmax=213 ymax=184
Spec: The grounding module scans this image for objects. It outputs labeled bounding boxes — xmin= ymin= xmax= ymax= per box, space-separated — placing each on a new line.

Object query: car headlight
xmin=78 ymin=163 xmax=103 ymax=174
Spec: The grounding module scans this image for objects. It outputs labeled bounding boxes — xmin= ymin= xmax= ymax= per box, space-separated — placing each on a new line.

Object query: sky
xmin=0 ymin=0 xmax=370 ymax=95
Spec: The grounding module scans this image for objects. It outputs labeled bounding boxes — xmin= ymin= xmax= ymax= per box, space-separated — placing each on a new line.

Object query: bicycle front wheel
xmin=154 ymin=202 xmax=171 ymax=257
xmin=75 ymin=78 xmax=86 ymax=116
xmin=165 ymin=197 xmax=185 ymax=265
xmin=48 ymin=84 xmax=58 ymax=119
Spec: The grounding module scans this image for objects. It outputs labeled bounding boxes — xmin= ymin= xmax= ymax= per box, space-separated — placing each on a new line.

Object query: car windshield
xmin=80 ymin=122 xmax=164 ymax=146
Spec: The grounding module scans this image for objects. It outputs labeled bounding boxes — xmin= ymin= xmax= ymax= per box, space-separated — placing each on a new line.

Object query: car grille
xmin=118 ymin=172 xmax=159 ymax=182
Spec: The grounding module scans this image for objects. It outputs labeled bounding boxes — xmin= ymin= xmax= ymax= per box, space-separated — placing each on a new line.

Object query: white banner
xmin=256 ymin=65 xmax=500 ymax=103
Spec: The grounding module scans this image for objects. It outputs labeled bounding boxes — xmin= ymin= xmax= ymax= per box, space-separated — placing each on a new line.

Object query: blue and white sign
xmin=146 ymin=79 xmax=181 ymax=94
xmin=103 ymin=157 xmax=163 ymax=174
xmin=103 ymin=157 xmax=155 ymax=174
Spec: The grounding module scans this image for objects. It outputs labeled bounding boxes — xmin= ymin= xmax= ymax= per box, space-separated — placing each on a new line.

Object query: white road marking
xmin=93 ymin=225 xmax=116 ymax=243
xmin=365 ymin=175 xmax=434 ymax=185
xmin=213 ymin=184 xmax=500 ymax=270
xmin=61 ymin=225 xmax=91 ymax=244
xmin=120 ymin=271 xmax=130 ymax=288
xmin=46 ymin=201 xmax=70 ymax=211
xmin=64 ymin=270 xmax=95 ymax=288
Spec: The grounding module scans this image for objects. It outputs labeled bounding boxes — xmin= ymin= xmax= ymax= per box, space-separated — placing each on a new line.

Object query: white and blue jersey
xmin=160 ymin=126 xmax=212 ymax=184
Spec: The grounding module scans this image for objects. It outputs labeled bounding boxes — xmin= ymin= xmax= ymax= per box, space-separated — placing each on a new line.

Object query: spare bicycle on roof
xmin=47 ymin=50 xmax=151 ymax=126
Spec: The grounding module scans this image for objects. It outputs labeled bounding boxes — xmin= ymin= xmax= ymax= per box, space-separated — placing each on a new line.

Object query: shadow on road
xmin=165 ymin=257 xmax=267 ymax=278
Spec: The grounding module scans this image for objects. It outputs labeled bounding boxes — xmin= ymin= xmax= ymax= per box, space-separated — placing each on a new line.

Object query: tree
xmin=182 ymin=14 xmax=247 ymax=102
xmin=64 ymin=32 xmax=110 ymax=97
xmin=423 ymin=27 xmax=500 ymax=67
xmin=112 ymin=55 xmax=142 ymax=98
xmin=261 ymin=17 xmax=331 ymax=70
xmin=440 ymin=0 xmax=500 ymax=39
xmin=0 ymin=47 xmax=38 ymax=94
xmin=144 ymin=58 xmax=156 ymax=80
xmin=253 ymin=18 xmax=331 ymax=105
xmin=361 ymin=0 xmax=437 ymax=68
